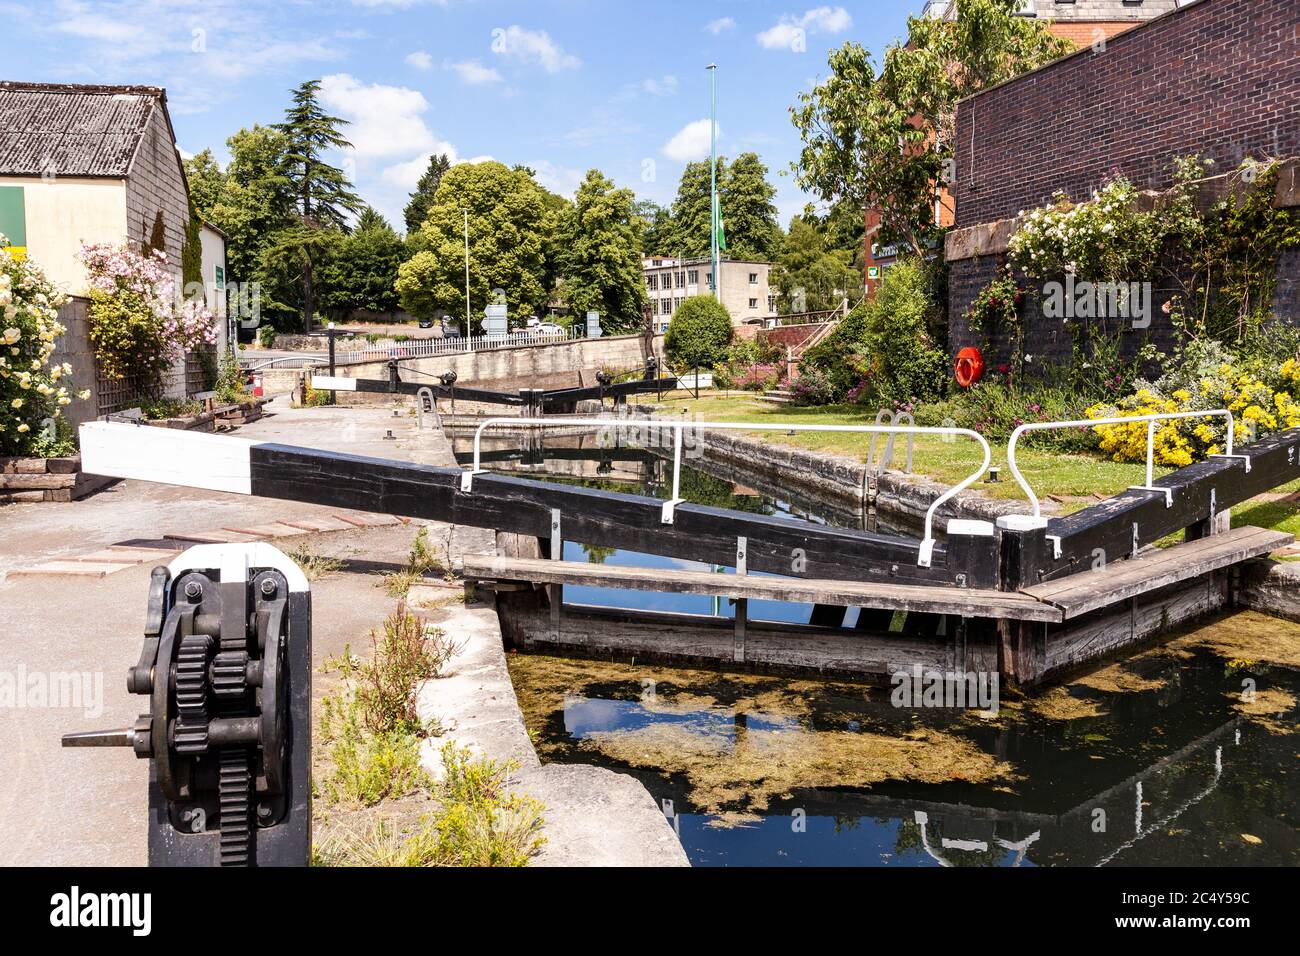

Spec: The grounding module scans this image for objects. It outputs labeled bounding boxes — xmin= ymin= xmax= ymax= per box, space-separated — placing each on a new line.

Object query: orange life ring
xmin=954 ymin=347 xmax=984 ymax=389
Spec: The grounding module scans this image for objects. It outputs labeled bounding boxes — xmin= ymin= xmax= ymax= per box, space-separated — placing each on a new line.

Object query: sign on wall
xmin=0 ymin=186 xmax=27 ymax=261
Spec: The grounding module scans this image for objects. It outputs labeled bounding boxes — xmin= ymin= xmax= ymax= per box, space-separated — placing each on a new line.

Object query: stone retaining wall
xmin=0 ymin=456 xmax=115 ymax=503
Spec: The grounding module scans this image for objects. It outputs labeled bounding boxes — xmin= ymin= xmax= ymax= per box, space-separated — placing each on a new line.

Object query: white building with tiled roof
xmin=0 ymin=81 xmax=226 ymax=326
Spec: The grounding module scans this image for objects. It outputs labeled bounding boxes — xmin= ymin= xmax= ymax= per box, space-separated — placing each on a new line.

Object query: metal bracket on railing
xmin=462 ymin=415 xmax=991 ymax=567
xmin=1009 ymin=409 xmax=1235 ymax=519
xmin=1126 ymin=484 xmax=1174 ymax=508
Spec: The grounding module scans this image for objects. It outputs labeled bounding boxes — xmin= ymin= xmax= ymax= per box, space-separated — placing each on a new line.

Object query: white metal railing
xmin=336 ymin=328 xmax=581 ymax=364
xmin=1008 ymin=409 xmax=1246 ymax=523
xmin=460 ymin=416 xmax=992 ymax=567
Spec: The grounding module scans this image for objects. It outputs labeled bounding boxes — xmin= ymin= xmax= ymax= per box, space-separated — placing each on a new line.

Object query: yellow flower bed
xmin=1087 ymin=364 xmax=1300 ymax=465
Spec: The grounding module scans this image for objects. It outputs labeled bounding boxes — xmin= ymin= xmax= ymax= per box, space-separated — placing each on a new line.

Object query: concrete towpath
xmin=0 ymin=394 xmax=687 ymax=866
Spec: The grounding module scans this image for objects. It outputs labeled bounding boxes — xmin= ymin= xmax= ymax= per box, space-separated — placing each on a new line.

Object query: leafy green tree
xmin=720 ymin=152 xmax=782 ymax=261
xmin=397 ymin=161 xmax=548 ymax=325
xmin=664 ymin=295 xmax=733 ymax=369
xmin=801 ymin=258 xmax=946 ymax=403
xmin=403 ymin=153 xmax=452 ymax=235
xmin=186 ymin=126 xmax=297 ymax=330
xmin=275 ymin=79 xmax=363 ymax=330
xmin=791 ymin=0 xmax=1071 ymax=259
xmin=558 ymin=170 xmax=646 ymax=334
xmin=633 ymin=200 xmax=673 ymax=257
xmin=666 ymin=158 xmax=725 ymax=259
xmin=319 ymin=208 xmax=406 ymax=315
xmin=183 ymin=149 xmax=227 ymax=217
xmin=771 ymin=207 xmax=862 ymax=313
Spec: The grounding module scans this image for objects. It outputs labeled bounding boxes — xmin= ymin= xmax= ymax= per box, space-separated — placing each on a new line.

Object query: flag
xmin=713 ymin=194 xmax=727 ymax=253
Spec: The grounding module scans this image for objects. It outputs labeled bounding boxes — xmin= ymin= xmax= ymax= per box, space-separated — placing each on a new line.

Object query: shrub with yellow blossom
xmin=0 ymin=237 xmax=88 ymax=457
xmin=1088 ymin=361 xmax=1300 ymax=466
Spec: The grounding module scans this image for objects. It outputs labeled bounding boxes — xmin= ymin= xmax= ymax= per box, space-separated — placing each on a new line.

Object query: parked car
xmin=418 ymin=317 xmax=434 ymax=329
xmin=532 ymin=322 xmax=564 ymax=336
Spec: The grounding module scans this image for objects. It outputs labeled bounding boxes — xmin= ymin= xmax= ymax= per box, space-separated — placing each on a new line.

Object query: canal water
xmin=462 ymin=435 xmax=1300 ymax=866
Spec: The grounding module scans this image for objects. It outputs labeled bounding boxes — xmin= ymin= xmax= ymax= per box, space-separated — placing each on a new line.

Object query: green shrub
xmin=257 ymin=323 xmax=278 ymax=348
xmin=800 ymin=259 xmax=947 ymax=406
xmin=664 ymin=296 xmax=733 ymax=369
xmin=357 ymin=607 xmax=462 ymax=737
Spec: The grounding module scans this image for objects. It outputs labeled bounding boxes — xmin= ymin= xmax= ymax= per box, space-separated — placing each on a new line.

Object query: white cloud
xmin=444 ymin=58 xmax=503 ymax=85
xmin=490 ymin=25 xmax=579 ymax=73
xmin=641 ymin=75 xmax=678 ymax=97
xmin=757 ymin=6 xmax=853 ymax=50
xmin=662 ymin=119 xmax=719 ymax=163
xmin=706 ymin=17 xmax=736 ymax=35
xmin=318 ymin=73 xmax=437 ymax=160
xmin=531 ymin=160 xmax=586 ymax=198
xmin=405 ymin=50 xmax=433 ymax=70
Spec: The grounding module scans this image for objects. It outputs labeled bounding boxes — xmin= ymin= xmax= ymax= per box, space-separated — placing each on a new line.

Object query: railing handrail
xmin=1007 ymin=408 xmax=1239 ymax=518
xmin=461 ymin=415 xmax=992 ymax=568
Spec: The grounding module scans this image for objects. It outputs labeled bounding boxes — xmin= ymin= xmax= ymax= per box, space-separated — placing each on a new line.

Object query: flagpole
xmin=708 ymin=63 xmax=718 ymax=301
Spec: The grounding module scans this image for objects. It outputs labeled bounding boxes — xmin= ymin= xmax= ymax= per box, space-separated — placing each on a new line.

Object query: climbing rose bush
xmin=79 ymin=243 xmax=216 ymax=386
xmin=0 ymin=237 xmax=87 ymax=456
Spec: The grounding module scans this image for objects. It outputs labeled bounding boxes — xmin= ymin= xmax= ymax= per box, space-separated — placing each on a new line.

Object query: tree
xmin=557 ymin=170 xmax=647 ymax=334
xmin=791 ymin=0 xmax=1072 ymax=259
xmin=185 ymin=125 xmax=297 ymax=327
xmin=665 ymin=159 xmax=726 ymax=259
xmin=319 ymin=208 xmax=406 ymax=315
xmin=397 ymin=161 xmax=548 ymax=325
xmin=183 ymin=149 xmax=226 ymax=217
xmin=274 ymin=79 xmax=363 ymax=331
xmin=403 ymin=153 xmax=452 ymax=234
xmin=633 ymin=200 xmax=672 ymax=257
xmin=664 ymin=295 xmax=733 ymax=369
xmin=720 ymin=152 xmax=782 ymax=261
xmin=771 ymin=207 xmax=862 ymax=314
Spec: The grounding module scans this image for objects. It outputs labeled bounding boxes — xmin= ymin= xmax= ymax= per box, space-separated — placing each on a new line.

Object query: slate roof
xmin=0 ymin=82 xmax=164 ymax=178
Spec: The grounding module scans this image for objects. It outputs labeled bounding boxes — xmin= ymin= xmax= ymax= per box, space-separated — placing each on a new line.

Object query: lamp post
xmin=708 ymin=63 xmax=718 ymax=301
xmin=462 ymin=209 xmax=471 ymax=332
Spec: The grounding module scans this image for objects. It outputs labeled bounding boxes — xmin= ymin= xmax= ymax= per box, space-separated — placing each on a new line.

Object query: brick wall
xmin=953 ymin=0 xmax=1300 ymax=228
xmin=947 ymin=0 xmax=1300 ymax=359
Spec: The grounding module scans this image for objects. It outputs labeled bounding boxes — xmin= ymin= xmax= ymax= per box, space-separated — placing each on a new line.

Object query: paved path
xmin=0 ymin=395 xmax=687 ymax=865
xmin=0 ymin=397 xmax=449 ymax=864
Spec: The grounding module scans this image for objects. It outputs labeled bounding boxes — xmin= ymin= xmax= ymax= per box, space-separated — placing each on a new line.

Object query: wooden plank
xmin=462 ymin=554 xmax=1063 ymax=621
xmin=500 ymin=601 xmax=954 ymax=677
xmin=1022 ymin=526 xmax=1289 ymax=619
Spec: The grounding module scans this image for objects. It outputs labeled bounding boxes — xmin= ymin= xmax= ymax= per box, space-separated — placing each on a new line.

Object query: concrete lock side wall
xmin=328 ymin=333 xmax=665 ymax=401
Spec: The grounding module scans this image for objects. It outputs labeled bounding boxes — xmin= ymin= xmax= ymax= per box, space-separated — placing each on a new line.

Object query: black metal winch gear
xmin=63 ymin=545 xmax=312 ymax=867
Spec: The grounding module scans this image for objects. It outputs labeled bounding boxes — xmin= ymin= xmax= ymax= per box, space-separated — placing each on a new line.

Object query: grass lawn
xmin=655 ymin=390 xmax=1300 ymax=533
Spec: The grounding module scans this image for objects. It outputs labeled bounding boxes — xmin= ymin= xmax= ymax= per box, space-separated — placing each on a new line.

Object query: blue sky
xmin=0 ymin=1 xmax=921 ymax=229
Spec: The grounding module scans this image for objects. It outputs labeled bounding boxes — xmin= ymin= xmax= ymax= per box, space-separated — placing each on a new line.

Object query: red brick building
xmin=863 ymin=0 xmax=1180 ymax=292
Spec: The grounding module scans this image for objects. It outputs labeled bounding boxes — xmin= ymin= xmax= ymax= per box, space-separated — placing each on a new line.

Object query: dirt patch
xmin=1167 ymin=611 xmax=1300 ymax=669
xmin=1072 ymin=660 xmax=1170 ymax=695
xmin=1028 ymin=686 xmax=1109 ymax=721
xmin=1227 ymin=687 xmax=1298 ymax=736
xmin=579 ymin=720 xmax=1013 ymax=818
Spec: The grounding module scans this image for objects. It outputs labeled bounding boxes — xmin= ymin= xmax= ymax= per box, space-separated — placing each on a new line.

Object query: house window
xmin=677 ymin=271 xmax=686 ymax=288
xmin=687 ymin=269 xmax=699 ymax=284
xmin=748 ymin=298 xmax=758 ymax=310
xmin=646 ymin=275 xmax=658 ymax=291
xmin=749 ymin=272 xmax=759 ymax=284
xmin=767 ymin=295 xmax=776 ymax=312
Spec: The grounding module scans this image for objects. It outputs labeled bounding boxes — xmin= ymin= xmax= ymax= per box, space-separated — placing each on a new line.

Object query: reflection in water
xmin=510 ymin=638 xmax=1298 ymax=867
xmin=470 ymin=432 xmax=1299 ymax=866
